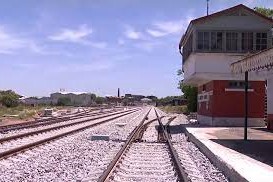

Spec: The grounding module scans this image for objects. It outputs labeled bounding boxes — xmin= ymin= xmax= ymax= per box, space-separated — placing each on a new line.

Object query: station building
xmin=179 ymin=4 xmax=273 ymax=126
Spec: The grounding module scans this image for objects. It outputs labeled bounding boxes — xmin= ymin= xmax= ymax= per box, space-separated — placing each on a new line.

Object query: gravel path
xmin=141 ymin=120 xmax=159 ymax=142
xmin=110 ymin=142 xmax=178 ymax=182
xmin=170 ymin=114 xmax=188 ymax=125
xmin=172 ymin=133 xmax=228 ymax=182
xmin=0 ymin=108 xmax=148 ymax=182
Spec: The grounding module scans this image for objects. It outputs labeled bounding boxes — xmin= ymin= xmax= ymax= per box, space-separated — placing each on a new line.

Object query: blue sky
xmin=0 ymin=0 xmax=273 ymax=98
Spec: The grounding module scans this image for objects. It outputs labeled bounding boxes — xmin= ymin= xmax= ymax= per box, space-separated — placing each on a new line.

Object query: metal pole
xmin=207 ymin=0 xmax=209 ymax=16
xmin=244 ymin=71 xmax=248 ymax=141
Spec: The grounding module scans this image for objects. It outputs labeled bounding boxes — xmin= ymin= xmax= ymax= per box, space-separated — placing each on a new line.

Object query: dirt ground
xmin=0 ymin=118 xmax=36 ymax=127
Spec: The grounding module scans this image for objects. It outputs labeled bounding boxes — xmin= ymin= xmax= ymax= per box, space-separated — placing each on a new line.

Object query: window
xmin=242 ymin=32 xmax=253 ymax=51
xmin=228 ymin=81 xmax=251 ymax=89
xmin=197 ymin=32 xmax=209 ymax=50
xmin=256 ymin=33 xmax=267 ymax=50
xmin=211 ymin=32 xmax=222 ymax=50
xmin=226 ymin=32 xmax=238 ymax=51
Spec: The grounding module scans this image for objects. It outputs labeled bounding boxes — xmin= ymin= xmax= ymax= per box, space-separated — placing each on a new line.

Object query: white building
xmin=179 ymin=4 xmax=272 ymax=126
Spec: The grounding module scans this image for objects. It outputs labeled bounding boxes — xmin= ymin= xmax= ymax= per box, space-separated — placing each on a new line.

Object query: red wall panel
xmin=198 ymin=80 xmax=265 ymax=118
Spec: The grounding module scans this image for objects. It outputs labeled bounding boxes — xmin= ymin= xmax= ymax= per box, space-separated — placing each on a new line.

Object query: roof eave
xmin=179 ymin=22 xmax=193 ymax=49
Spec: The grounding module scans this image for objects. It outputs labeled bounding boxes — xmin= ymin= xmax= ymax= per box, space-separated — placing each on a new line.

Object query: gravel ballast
xmin=0 ymin=108 xmax=149 ymax=181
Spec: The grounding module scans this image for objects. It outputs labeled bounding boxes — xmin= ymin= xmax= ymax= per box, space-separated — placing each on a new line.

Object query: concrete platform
xmin=185 ymin=127 xmax=273 ymax=182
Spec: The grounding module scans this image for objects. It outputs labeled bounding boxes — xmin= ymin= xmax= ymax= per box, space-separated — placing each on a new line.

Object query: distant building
xmin=125 ymin=94 xmax=145 ymax=101
xmin=140 ymin=98 xmax=154 ymax=106
xmin=170 ymin=97 xmax=187 ymax=106
xmin=50 ymin=92 xmax=94 ymax=106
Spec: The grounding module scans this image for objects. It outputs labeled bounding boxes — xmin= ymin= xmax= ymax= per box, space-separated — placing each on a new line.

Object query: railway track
xmin=0 ymin=107 xmax=121 ymax=132
xmin=97 ymin=107 xmax=188 ymax=182
xmin=0 ymin=108 xmax=140 ymax=160
xmin=0 ymin=108 xmax=127 ymax=139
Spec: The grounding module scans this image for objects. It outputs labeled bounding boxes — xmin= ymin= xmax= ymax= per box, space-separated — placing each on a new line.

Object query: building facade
xmin=50 ymin=92 xmax=94 ymax=106
xmin=179 ymin=4 xmax=273 ymax=126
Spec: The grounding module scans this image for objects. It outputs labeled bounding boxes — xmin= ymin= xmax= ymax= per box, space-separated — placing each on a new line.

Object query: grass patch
xmin=159 ymin=105 xmax=187 ymax=114
xmin=0 ymin=105 xmax=58 ymax=120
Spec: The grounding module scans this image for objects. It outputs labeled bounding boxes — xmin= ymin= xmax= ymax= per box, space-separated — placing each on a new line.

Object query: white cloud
xmin=49 ymin=24 xmax=92 ymax=42
xmin=0 ymin=27 xmax=26 ymax=54
xmin=146 ymin=29 xmax=168 ymax=37
xmin=124 ymin=25 xmax=143 ymax=40
xmin=146 ymin=18 xmax=192 ymax=38
xmin=54 ymin=61 xmax=113 ymax=73
xmin=0 ymin=26 xmax=45 ymax=55
xmin=48 ymin=24 xmax=107 ymax=49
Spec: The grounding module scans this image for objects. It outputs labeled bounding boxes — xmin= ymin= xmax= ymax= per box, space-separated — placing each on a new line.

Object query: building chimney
xmin=118 ymin=88 xmax=120 ymax=98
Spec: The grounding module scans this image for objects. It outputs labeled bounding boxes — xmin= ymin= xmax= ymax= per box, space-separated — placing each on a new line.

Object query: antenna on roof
xmin=207 ymin=0 xmax=209 ymax=16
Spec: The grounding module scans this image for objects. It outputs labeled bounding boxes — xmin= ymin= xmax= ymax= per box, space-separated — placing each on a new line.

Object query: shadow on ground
xmin=211 ymin=139 xmax=273 ymax=167
xmin=252 ymin=127 xmax=273 ymax=134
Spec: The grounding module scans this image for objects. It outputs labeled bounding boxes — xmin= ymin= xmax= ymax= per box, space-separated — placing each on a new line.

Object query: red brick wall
xmin=198 ymin=80 xmax=265 ymax=118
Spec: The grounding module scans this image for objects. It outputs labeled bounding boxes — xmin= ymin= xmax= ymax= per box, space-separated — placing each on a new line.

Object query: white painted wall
xmin=194 ymin=53 xmax=243 ymax=74
xmin=183 ymin=54 xmax=196 ymax=79
xmin=183 ymin=53 xmax=265 ymax=85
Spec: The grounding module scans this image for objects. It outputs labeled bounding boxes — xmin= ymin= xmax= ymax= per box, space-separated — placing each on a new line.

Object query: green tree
xmin=177 ymin=69 xmax=197 ymax=112
xmin=157 ymin=96 xmax=184 ymax=106
xmin=90 ymin=93 xmax=96 ymax=101
xmin=95 ymin=96 xmax=106 ymax=104
xmin=254 ymin=7 xmax=273 ymax=18
xmin=0 ymin=90 xmax=21 ymax=107
xmin=181 ymin=85 xmax=197 ymax=112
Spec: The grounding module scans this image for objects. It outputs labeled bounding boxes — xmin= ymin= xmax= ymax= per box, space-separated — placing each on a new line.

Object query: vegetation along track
xmin=97 ymin=107 xmax=188 ymax=182
xmin=0 ymin=107 xmax=121 ymax=132
xmin=0 ymin=108 xmax=141 ymax=160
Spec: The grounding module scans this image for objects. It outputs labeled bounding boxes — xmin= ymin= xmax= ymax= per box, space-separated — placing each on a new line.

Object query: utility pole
xmin=207 ymin=0 xmax=209 ymax=16
xmin=244 ymin=71 xmax=248 ymax=140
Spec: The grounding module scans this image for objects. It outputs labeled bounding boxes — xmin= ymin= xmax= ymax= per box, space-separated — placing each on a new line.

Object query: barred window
xmin=226 ymin=32 xmax=238 ymax=51
xmin=211 ymin=32 xmax=223 ymax=50
xmin=242 ymin=32 xmax=253 ymax=51
xmin=256 ymin=33 xmax=267 ymax=51
xmin=197 ymin=32 xmax=209 ymax=50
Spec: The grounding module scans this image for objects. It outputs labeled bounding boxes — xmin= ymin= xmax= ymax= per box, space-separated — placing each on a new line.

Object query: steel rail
xmin=154 ymin=108 xmax=189 ymax=182
xmin=97 ymin=108 xmax=151 ymax=182
xmin=0 ymin=109 xmax=140 ymax=144
xmin=0 ymin=109 xmax=139 ymax=160
xmin=134 ymin=116 xmax=164 ymax=141
xmin=0 ymin=109 xmax=124 ymax=140
xmin=166 ymin=116 xmax=177 ymax=125
xmin=0 ymin=109 xmax=93 ymax=130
